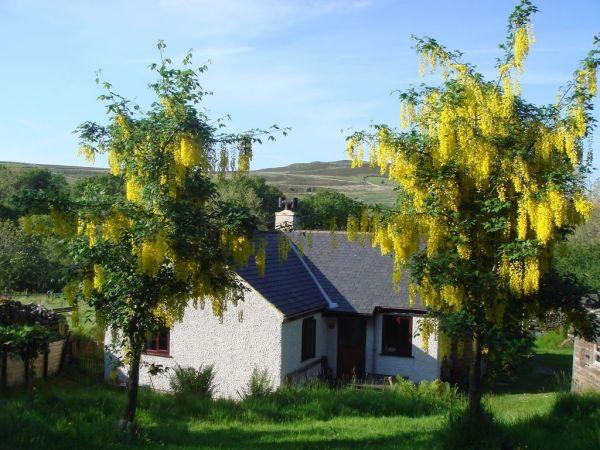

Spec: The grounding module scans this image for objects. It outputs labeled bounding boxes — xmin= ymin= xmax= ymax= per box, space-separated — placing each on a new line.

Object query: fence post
xmin=1 ymin=352 xmax=6 ymax=389
xmin=43 ymin=351 xmax=49 ymax=380
xmin=59 ymin=332 xmax=71 ymax=372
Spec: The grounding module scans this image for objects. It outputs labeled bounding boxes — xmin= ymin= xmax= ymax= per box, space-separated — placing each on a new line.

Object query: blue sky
xmin=0 ymin=0 xmax=598 ymax=173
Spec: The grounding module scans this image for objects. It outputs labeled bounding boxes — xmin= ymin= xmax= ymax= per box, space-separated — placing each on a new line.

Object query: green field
xmin=1 ymin=331 xmax=599 ymax=449
xmin=2 ymin=160 xmax=398 ymax=206
xmin=254 ymin=160 xmax=397 ymax=206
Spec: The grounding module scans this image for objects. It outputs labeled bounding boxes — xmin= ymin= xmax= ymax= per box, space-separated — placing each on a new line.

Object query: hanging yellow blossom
xmin=76 ymin=145 xmax=95 ymax=164
xmin=93 ymin=265 xmax=104 ymax=291
xmin=180 ymin=135 xmax=202 ymax=167
xmin=108 ymin=148 xmax=120 ymax=176
xmin=126 ymin=177 xmax=142 ymax=202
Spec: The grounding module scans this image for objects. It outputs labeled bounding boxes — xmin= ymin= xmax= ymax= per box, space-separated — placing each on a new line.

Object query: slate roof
xmin=290 ymin=231 xmax=424 ymax=314
xmin=235 ymin=231 xmax=424 ymax=318
xmin=235 ymin=233 xmax=328 ymax=318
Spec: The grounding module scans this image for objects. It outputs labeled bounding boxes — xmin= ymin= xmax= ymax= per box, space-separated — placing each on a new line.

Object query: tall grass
xmin=1 ymin=368 xmax=600 ymax=449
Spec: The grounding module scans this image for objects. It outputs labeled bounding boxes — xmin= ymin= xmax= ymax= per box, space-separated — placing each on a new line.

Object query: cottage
xmin=572 ymin=294 xmax=600 ymax=392
xmin=105 ymin=207 xmax=439 ymax=398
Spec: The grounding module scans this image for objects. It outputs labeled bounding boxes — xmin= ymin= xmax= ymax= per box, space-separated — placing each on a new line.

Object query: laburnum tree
xmin=23 ymin=42 xmax=283 ymax=430
xmin=346 ymin=1 xmax=599 ymax=415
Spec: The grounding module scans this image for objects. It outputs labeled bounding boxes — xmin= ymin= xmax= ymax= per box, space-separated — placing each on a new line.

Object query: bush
xmin=169 ymin=364 xmax=216 ymax=399
xmin=238 ymin=368 xmax=273 ymax=399
xmin=393 ymin=377 xmax=459 ymax=407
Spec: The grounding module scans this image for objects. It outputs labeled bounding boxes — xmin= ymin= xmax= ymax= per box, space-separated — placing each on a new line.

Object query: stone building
xmin=572 ymin=294 xmax=600 ymax=392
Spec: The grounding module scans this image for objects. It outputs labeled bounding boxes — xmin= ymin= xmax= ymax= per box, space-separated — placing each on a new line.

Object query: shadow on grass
xmin=437 ymin=392 xmax=600 ymax=450
xmin=0 ymin=372 xmax=449 ymax=450
xmin=489 ymin=351 xmax=573 ymax=395
xmin=142 ymin=422 xmax=436 ymax=450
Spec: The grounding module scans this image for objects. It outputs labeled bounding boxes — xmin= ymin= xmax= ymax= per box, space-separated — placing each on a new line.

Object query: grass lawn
xmin=1 ymin=332 xmax=599 ymax=449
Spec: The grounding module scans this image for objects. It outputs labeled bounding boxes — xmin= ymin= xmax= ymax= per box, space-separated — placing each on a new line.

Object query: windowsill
xmin=144 ymin=352 xmax=172 ymax=358
xmin=380 ymin=353 xmax=413 ymax=358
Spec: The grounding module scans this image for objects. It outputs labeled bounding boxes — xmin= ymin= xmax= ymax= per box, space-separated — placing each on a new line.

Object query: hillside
xmin=0 ymin=161 xmax=108 ymax=184
xmin=254 ymin=160 xmax=397 ymax=205
xmin=1 ymin=160 xmax=397 ymax=205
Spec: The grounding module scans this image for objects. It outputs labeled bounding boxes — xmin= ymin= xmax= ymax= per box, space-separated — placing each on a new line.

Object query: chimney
xmin=275 ymin=197 xmax=299 ymax=231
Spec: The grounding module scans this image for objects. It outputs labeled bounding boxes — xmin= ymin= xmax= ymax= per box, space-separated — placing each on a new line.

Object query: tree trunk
xmin=467 ymin=335 xmax=483 ymax=417
xmin=119 ymin=348 xmax=142 ymax=432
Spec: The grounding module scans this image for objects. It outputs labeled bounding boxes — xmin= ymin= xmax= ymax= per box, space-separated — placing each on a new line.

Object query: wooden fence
xmin=0 ymin=339 xmax=67 ymax=388
xmin=69 ymin=333 xmax=105 ymax=376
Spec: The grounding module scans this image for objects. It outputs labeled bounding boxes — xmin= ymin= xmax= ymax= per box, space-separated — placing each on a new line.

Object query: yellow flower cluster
xmin=76 ymin=145 xmax=95 ymax=164
xmin=115 ymin=113 xmax=130 ymax=139
xmin=108 ymin=148 xmax=120 ymax=176
xmin=77 ymin=219 xmax=98 ymax=246
xmin=231 ymin=235 xmax=253 ymax=267
xmin=161 ymin=96 xmax=175 ymax=117
xmin=400 ymin=100 xmax=416 ymax=129
xmin=220 ymin=231 xmax=254 ymax=267
xmin=93 ymin=265 xmax=104 ymax=291
xmin=255 ymin=240 xmax=267 ymax=278
xmin=126 ymin=177 xmax=142 ymax=202
xmin=418 ymin=46 xmax=450 ymax=78
xmin=102 ymin=213 xmax=129 ymax=241
xmin=180 ymin=135 xmax=203 ymax=167
xmin=347 ymin=215 xmax=358 ymax=242
xmin=513 ymin=24 xmax=534 ymax=71
xmin=138 ymin=234 xmax=168 ymax=276
xmin=63 ymin=280 xmax=78 ymax=304
xmin=82 ymin=276 xmax=93 ymax=299
xmin=238 ymin=139 xmax=252 ymax=173
xmin=457 ymin=234 xmax=471 ymax=260
xmin=277 ymin=233 xmax=292 ymax=261
xmin=574 ymin=192 xmax=594 ymax=220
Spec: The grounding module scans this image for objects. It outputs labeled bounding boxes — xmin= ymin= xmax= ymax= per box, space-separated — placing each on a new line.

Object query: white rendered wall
xmin=281 ymin=312 xmax=333 ymax=380
xmin=365 ymin=314 xmax=439 ymax=381
xmin=105 ymin=283 xmax=284 ymax=399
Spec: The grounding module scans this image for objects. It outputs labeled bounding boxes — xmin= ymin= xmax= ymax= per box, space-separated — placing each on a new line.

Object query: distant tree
xmin=11 ymin=168 xmax=68 ymax=218
xmin=70 ymin=174 xmax=124 ymax=202
xmin=0 ymin=220 xmax=64 ymax=293
xmin=0 ymin=165 xmax=17 ymax=220
xmin=347 ymin=1 xmax=599 ymax=416
xmin=216 ymin=176 xmax=282 ymax=230
xmin=298 ymin=190 xmax=365 ymax=230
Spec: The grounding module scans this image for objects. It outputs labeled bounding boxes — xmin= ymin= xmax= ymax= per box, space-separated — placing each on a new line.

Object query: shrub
xmin=238 ymin=368 xmax=273 ymax=399
xmin=393 ymin=377 xmax=459 ymax=407
xmin=169 ymin=364 xmax=216 ymax=399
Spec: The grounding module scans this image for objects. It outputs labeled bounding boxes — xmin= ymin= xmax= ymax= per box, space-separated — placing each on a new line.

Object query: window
xmin=301 ymin=317 xmax=316 ymax=361
xmin=381 ymin=315 xmax=412 ymax=357
xmin=145 ymin=327 xmax=170 ymax=356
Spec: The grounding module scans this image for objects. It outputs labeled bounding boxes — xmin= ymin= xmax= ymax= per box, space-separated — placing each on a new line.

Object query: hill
xmin=0 ymin=160 xmax=397 ymax=205
xmin=253 ymin=160 xmax=397 ymax=205
xmin=0 ymin=161 xmax=108 ymax=184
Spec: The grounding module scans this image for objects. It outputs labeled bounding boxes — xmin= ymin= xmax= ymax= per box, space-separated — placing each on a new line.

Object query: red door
xmin=336 ymin=317 xmax=367 ymax=379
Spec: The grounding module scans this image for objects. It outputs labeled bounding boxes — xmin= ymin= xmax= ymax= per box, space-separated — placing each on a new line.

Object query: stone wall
xmin=572 ymin=336 xmax=600 ymax=392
